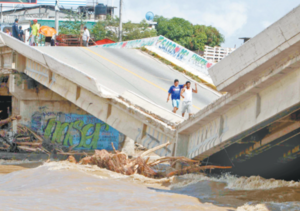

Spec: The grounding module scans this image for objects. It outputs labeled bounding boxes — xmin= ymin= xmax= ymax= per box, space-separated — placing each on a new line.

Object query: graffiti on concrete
xmin=156 ymin=36 xmax=190 ymax=61
xmin=101 ymin=37 xmax=159 ymax=49
xmin=31 ymin=111 xmax=120 ymax=150
xmin=100 ymin=35 xmax=213 ymax=76
xmin=189 ymin=54 xmax=213 ymax=69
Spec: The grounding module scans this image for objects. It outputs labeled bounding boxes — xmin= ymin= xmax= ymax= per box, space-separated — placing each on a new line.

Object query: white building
xmin=202 ymin=45 xmax=235 ymax=63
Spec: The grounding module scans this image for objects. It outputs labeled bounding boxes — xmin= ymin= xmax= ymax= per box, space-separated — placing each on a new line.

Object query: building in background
xmin=0 ymin=4 xmax=116 ymax=24
xmin=202 ymin=45 xmax=235 ymax=63
xmin=78 ymin=3 xmax=116 ymax=20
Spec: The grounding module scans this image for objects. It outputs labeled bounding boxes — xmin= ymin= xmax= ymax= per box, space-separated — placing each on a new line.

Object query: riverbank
xmin=0 ymin=160 xmax=43 ymax=174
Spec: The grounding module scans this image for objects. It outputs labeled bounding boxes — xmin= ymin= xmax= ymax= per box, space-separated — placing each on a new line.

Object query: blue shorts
xmin=172 ymin=99 xmax=180 ymax=108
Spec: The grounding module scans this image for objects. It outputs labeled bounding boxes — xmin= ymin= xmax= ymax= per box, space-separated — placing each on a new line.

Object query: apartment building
xmin=202 ymin=45 xmax=235 ymax=63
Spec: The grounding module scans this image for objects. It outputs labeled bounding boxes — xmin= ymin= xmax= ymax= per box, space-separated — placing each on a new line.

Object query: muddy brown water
xmin=0 ymin=161 xmax=300 ymax=211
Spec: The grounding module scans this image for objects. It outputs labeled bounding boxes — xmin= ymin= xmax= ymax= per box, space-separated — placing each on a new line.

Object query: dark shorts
xmin=83 ymin=40 xmax=88 ymax=47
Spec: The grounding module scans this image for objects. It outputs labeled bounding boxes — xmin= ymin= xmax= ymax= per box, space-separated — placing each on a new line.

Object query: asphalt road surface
xmin=37 ymin=47 xmax=220 ymax=114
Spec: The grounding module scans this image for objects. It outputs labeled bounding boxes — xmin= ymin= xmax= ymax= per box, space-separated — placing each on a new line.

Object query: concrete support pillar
xmin=175 ymin=133 xmax=189 ymax=157
xmin=15 ymin=53 xmax=26 ymax=72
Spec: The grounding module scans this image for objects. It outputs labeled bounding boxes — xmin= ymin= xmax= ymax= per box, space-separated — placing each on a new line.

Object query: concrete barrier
xmin=99 ymin=36 xmax=214 ymax=83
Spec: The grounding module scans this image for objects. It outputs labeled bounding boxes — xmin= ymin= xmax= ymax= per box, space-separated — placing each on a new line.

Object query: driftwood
xmin=15 ymin=142 xmax=42 ymax=147
xmin=21 ymin=126 xmax=44 ymax=142
xmin=0 ymin=115 xmax=21 ymax=127
xmin=148 ymin=156 xmax=199 ymax=166
xmin=140 ymin=141 xmax=170 ymax=157
xmin=166 ymin=165 xmax=233 ymax=177
xmin=16 ymin=137 xmax=31 ymax=141
xmin=69 ymin=142 xmax=232 ymax=179
xmin=18 ymin=146 xmax=38 ymax=152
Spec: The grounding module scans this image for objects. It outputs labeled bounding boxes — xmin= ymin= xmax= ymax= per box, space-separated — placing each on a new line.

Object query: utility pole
xmin=119 ymin=0 xmax=122 ymax=42
xmin=55 ymin=0 xmax=60 ymax=35
xmin=0 ymin=4 xmax=3 ymax=24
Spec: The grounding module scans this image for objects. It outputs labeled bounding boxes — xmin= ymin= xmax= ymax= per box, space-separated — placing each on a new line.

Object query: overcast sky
xmin=109 ymin=0 xmax=300 ymax=48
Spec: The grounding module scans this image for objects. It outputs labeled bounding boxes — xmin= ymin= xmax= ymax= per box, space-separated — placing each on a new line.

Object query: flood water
xmin=0 ymin=160 xmax=300 ymax=211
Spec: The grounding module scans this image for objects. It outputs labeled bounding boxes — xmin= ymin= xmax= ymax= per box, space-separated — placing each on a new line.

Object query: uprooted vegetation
xmin=0 ymin=117 xmax=88 ymax=155
xmin=67 ymin=142 xmax=232 ymax=179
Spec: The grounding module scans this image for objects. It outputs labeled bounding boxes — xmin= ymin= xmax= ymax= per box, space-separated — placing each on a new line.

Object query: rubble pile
xmin=0 ymin=122 xmax=80 ymax=155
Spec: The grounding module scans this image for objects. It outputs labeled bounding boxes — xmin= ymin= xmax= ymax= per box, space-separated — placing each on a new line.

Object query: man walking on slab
xmin=181 ymin=81 xmax=197 ymax=118
xmin=167 ymin=79 xmax=185 ymax=113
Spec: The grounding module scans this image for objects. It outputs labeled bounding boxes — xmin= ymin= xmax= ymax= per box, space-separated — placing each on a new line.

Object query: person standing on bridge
xmin=12 ymin=19 xmax=20 ymax=41
xmin=19 ymin=26 xmax=24 ymax=42
xmin=167 ymin=79 xmax=185 ymax=113
xmin=82 ymin=26 xmax=90 ymax=47
xmin=181 ymin=81 xmax=197 ymax=118
xmin=28 ymin=19 xmax=40 ymax=46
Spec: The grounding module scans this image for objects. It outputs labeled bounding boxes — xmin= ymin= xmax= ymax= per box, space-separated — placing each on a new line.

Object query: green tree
xmin=91 ymin=21 xmax=106 ymax=41
xmin=155 ymin=17 xmax=193 ymax=43
xmin=59 ymin=11 xmax=87 ymax=36
xmin=154 ymin=15 xmax=225 ymax=51
xmin=91 ymin=15 xmax=119 ymax=41
xmin=204 ymin=26 xmax=225 ymax=47
xmin=122 ymin=19 xmax=157 ymax=41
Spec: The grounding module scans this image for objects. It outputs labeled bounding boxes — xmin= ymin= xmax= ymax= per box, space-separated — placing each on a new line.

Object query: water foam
xmin=130 ymin=173 xmax=174 ymax=185
xmin=42 ymin=161 xmax=128 ymax=179
xmin=237 ymin=202 xmax=300 ymax=211
xmin=170 ymin=173 xmax=300 ymax=190
xmin=223 ymin=175 xmax=300 ymax=190
xmin=0 ymin=159 xmax=43 ymax=165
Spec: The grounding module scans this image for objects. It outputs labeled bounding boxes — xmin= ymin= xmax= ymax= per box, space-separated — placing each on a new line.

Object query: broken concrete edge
xmin=120 ymin=90 xmax=183 ymax=126
xmin=177 ymin=45 xmax=300 ymax=133
xmin=208 ymin=5 xmax=300 ymax=92
xmin=139 ymin=46 xmax=222 ymax=96
xmin=111 ymin=97 xmax=177 ymax=133
xmin=0 ymin=32 xmax=117 ymax=100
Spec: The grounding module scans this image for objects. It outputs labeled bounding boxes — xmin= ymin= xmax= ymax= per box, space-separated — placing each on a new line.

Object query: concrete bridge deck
xmin=0 ymin=32 xmax=219 ymax=157
xmin=36 ymin=46 xmax=220 ymax=112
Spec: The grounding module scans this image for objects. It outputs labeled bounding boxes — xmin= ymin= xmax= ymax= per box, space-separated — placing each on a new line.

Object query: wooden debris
xmin=16 ymin=137 xmax=31 ymax=141
xmin=18 ymin=146 xmax=38 ymax=152
xmin=67 ymin=155 xmax=77 ymax=163
xmin=15 ymin=142 xmax=42 ymax=147
xmin=0 ymin=115 xmax=21 ymax=127
xmin=73 ymin=142 xmax=232 ymax=179
xmin=21 ymin=125 xmax=44 ymax=142
xmin=140 ymin=141 xmax=170 ymax=157
xmin=166 ymin=165 xmax=232 ymax=177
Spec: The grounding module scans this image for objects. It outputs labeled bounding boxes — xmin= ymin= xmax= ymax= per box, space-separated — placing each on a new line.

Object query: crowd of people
xmin=5 ymin=19 xmax=55 ymax=46
xmin=167 ymin=79 xmax=197 ymax=118
xmin=5 ymin=18 xmax=92 ymax=47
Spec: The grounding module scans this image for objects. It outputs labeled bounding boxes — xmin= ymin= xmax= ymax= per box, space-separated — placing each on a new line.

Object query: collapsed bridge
xmin=1 ymin=4 xmax=300 ymax=180
xmin=0 ymin=32 xmax=219 ymax=158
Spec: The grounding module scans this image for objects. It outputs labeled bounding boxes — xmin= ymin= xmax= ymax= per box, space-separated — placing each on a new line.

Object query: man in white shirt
xmin=180 ymin=81 xmax=197 ymax=118
xmin=82 ymin=26 xmax=90 ymax=47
